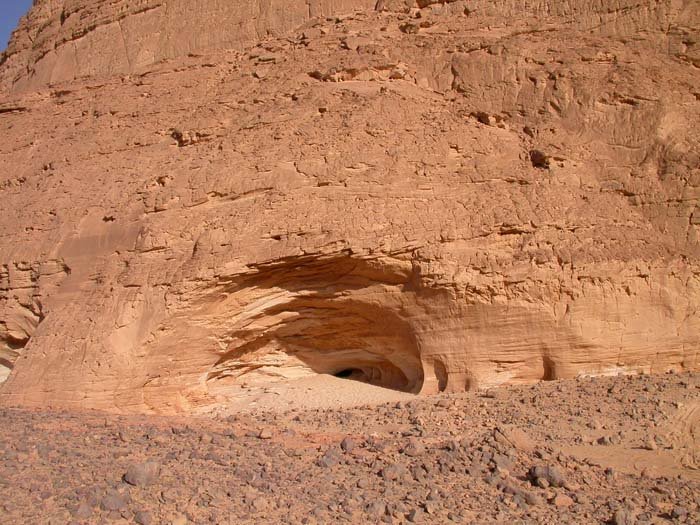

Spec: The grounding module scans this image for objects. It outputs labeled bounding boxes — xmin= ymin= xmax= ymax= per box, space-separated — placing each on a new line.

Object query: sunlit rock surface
xmin=0 ymin=0 xmax=698 ymax=413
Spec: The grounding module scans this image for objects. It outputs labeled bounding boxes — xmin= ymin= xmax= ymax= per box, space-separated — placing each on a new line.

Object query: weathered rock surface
xmin=0 ymin=0 xmax=699 ymax=412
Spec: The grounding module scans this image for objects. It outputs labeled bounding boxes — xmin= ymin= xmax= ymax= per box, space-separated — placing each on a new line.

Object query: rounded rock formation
xmin=0 ymin=0 xmax=698 ymax=413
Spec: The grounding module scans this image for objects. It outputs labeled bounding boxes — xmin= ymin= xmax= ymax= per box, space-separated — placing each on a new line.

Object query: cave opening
xmin=433 ymin=359 xmax=448 ymax=392
xmin=542 ymin=356 xmax=557 ymax=381
xmin=331 ymin=367 xmax=382 ymax=385
xmin=204 ymin=255 xmax=426 ymax=395
xmin=334 ymin=368 xmax=360 ymax=379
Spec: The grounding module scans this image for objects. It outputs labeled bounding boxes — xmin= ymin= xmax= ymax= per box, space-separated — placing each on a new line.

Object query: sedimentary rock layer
xmin=0 ymin=0 xmax=698 ymax=413
xmin=0 ymin=0 xmax=378 ymax=93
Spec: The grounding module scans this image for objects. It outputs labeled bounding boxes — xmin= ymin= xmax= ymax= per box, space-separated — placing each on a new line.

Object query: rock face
xmin=0 ymin=0 xmax=378 ymax=93
xmin=0 ymin=0 xmax=698 ymax=413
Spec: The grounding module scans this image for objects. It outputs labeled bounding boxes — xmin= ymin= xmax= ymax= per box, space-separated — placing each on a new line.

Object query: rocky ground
xmin=1 ymin=372 xmax=698 ymax=524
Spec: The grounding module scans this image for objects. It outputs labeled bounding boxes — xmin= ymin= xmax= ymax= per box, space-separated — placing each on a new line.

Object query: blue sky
xmin=1 ymin=1 xmax=33 ymax=51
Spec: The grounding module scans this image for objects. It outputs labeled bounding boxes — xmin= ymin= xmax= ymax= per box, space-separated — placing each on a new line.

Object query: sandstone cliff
xmin=0 ymin=0 xmax=698 ymax=413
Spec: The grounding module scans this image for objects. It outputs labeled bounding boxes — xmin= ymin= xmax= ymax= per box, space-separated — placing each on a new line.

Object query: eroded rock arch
xmin=203 ymin=255 xmax=426 ymax=395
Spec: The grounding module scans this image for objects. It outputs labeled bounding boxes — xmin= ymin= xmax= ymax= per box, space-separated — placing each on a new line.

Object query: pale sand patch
xmin=206 ymin=374 xmax=416 ymax=415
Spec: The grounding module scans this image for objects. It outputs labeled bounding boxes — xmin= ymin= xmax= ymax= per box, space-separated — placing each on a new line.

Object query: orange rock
xmin=0 ymin=0 xmax=698 ymax=413
xmin=553 ymin=494 xmax=575 ymax=507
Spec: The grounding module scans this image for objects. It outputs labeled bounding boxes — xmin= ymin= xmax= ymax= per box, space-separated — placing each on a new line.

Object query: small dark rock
xmin=528 ymin=465 xmax=567 ymax=488
xmin=381 ymin=463 xmax=406 ymax=481
xmin=529 ymin=149 xmax=550 ymax=169
xmin=317 ymin=448 xmax=342 ymax=468
xmin=597 ymin=435 xmax=613 ymax=446
xmin=340 ymin=437 xmax=356 ymax=453
xmin=402 ymin=438 xmax=425 ymax=457
xmin=611 ymin=508 xmax=635 ymax=525
xmin=366 ymin=500 xmax=387 ymax=517
xmin=124 ymin=461 xmax=161 ymax=486
xmin=70 ymin=502 xmax=92 ymax=519
xmin=399 ymin=22 xmax=419 ymax=34
xmin=498 ymin=479 xmax=543 ymax=506
xmin=492 ymin=453 xmax=514 ymax=471
xmin=100 ymin=490 xmax=128 ymax=511
xmin=407 ymin=508 xmax=423 ymax=522
xmin=204 ymin=451 xmax=228 ymax=466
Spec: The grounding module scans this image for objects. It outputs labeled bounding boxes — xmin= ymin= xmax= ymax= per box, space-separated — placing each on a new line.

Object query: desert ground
xmin=1 ymin=371 xmax=698 ymax=524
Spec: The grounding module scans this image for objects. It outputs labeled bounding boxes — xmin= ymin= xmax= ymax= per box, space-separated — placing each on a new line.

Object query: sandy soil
xmin=205 ymin=375 xmax=415 ymax=414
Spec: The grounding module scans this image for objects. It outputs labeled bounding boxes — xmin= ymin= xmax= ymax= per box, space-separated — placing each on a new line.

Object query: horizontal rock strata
xmin=0 ymin=0 xmax=698 ymax=412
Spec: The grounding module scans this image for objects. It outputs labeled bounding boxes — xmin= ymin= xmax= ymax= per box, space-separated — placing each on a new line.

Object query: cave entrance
xmin=205 ymin=255 xmax=425 ymax=395
xmin=329 ymin=360 xmax=415 ymax=390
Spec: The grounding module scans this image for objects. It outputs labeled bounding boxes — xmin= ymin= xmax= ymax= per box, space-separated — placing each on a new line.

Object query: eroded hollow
xmin=0 ymin=334 xmax=30 ymax=385
xmin=205 ymin=255 xmax=425 ymax=394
